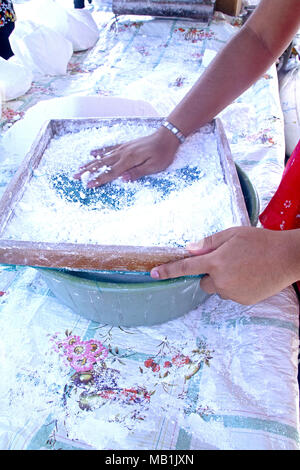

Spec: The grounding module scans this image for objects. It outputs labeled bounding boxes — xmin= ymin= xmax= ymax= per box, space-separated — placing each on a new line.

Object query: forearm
xmin=167 ymin=0 xmax=300 ymax=137
xmin=167 ymin=24 xmax=275 ymax=135
xmin=283 ymin=229 xmax=300 ymax=285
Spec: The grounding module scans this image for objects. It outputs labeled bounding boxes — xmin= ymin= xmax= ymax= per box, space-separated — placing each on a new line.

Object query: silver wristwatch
xmin=162 ymin=120 xmax=186 ymax=144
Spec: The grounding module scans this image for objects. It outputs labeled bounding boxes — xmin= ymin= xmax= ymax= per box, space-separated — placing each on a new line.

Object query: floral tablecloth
xmin=0 ymin=0 xmax=299 ymax=450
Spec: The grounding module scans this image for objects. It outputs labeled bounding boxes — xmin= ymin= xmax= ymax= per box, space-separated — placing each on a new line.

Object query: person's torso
xmin=0 ymin=0 xmax=16 ymax=27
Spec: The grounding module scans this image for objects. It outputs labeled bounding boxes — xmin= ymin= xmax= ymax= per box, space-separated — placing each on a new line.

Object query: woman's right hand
xmin=73 ymin=126 xmax=181 ymax=188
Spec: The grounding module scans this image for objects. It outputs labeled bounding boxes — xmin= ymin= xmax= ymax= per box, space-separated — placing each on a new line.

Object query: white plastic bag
xmin=14 ymin=0 xmax=99 ymax=52
xmin=66 ymin=8 xmax=99 ymax=52
xmin=0 ymin=56 xmax=33 ymax=101
xmin=9 ymin=20 xmax=73 ymax=77
xmin=279 ymin=65 xmax=300 ymax=156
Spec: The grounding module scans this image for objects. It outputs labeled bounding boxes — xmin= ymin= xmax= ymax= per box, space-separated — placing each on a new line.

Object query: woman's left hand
xmin=150 ymin=226 xmax=300 ymax=305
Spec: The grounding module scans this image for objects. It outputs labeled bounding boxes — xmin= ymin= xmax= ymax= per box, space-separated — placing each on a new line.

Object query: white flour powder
xmin=3 ymin=122 xmax=240 ymax=247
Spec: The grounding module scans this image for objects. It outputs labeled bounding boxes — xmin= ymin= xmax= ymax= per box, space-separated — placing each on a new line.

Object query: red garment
xmin=259 ymin=139 xmax=300 ymax=231
xmin=259 ymin=140 xmax=300 ymax=291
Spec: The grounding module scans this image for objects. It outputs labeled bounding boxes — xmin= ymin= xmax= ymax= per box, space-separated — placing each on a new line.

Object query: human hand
xmin=150 ymin=226 xmax=300 ymax=305
xmin=73 ymin=126 xmax=180 ymax=188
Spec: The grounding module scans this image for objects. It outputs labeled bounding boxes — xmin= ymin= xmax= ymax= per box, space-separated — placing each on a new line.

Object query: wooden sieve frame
xmin=0 ymin=117 xmax=249 ymax=272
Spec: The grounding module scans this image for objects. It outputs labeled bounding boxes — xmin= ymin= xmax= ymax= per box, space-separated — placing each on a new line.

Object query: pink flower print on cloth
xmin=52 ymin=333 xmax=108 ymax=373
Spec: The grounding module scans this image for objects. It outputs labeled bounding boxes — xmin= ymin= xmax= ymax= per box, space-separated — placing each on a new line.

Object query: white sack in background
xmin=279 ymin=65 xmax=300 ymax=156
xmin=14 ymin=0 xmax=99 ymax=52
xmin=9 ymin=20 xmax=73 ymax=77
xmin=68 ymin=8 xmax=99 ymax=51
xmin=0 ymin=56 xmax=33 ymax=101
